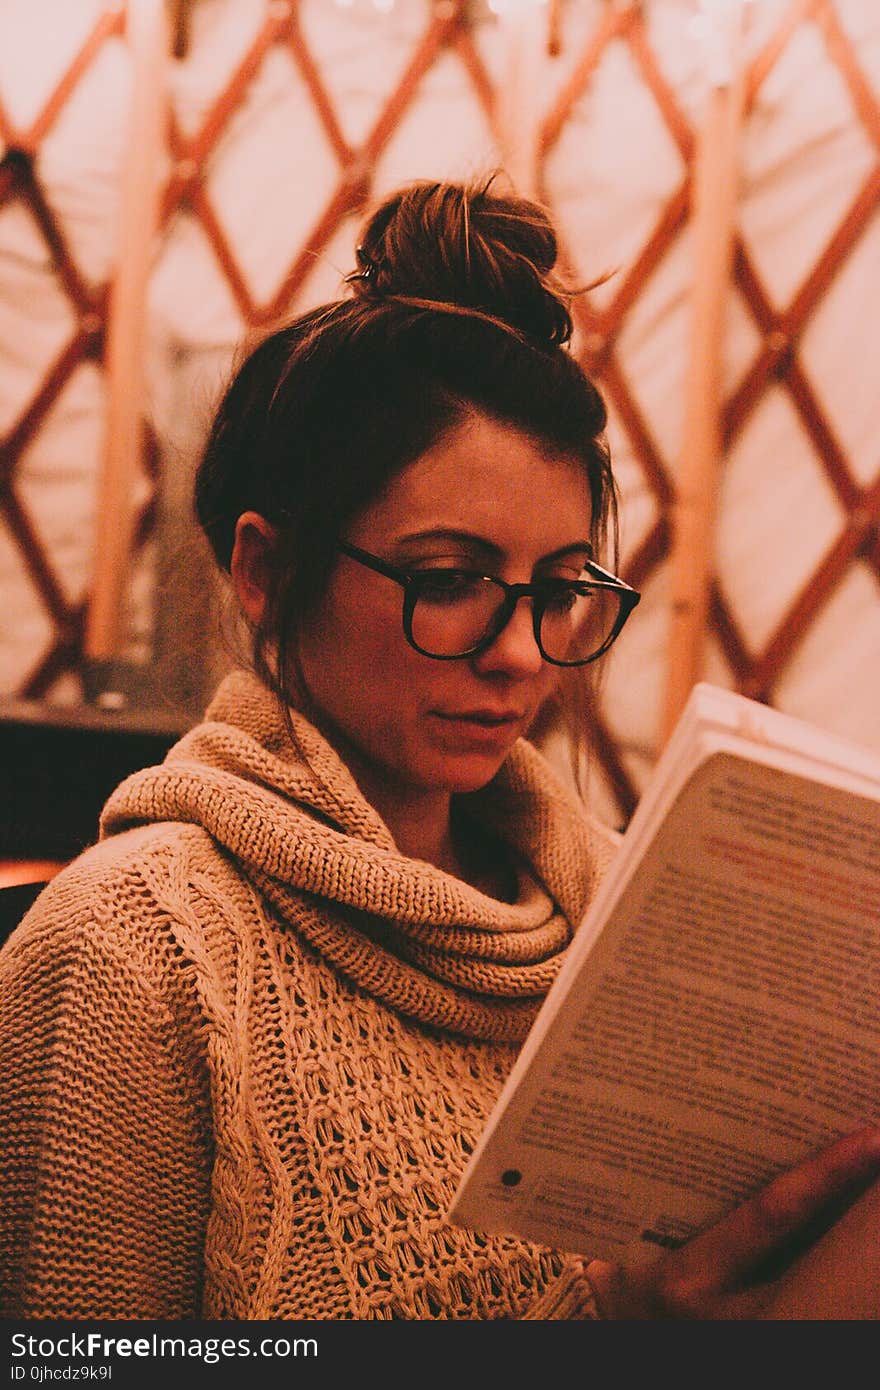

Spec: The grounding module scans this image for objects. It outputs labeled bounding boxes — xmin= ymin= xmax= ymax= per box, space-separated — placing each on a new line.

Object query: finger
xmin=764 ymin=1174 xmax=880 ymax=1319
xmin=670 ymin=1125 xmax=880 ymax=1295
xmin=585 ymin=1129 xmax=880 ymax=1320
xmin=585 ymin=1259 xmax=657 ymax=1320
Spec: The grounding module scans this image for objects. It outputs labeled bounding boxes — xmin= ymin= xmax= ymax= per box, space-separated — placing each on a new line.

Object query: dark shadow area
xmin=0 ymin=698 xmax=190 ymax=862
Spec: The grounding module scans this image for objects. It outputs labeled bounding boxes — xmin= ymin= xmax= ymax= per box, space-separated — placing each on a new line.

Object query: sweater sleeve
xmin=520 ymin=1258 xmax=602 ymax=1319
xmin=0 ymin=894 xmax=214 ymax=1319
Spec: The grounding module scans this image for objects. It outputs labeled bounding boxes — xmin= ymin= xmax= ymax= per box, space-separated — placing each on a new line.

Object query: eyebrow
xmin=394 ymin=528 xmax=595 ymax=563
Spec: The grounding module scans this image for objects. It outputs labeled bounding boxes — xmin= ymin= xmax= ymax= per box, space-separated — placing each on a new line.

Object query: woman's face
xmin=296 ymin=410 xmax=595 ymax=804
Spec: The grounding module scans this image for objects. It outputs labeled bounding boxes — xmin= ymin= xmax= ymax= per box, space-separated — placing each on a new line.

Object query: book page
xmin=450 ymin=749 xmax=880 ymax=1261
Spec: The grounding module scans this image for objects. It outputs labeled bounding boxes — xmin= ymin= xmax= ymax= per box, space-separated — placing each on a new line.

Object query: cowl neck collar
xmin=101 ymin=670 xmax=604 ymax=1041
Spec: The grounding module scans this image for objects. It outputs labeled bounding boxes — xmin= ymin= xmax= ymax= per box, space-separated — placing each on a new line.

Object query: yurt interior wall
xmin=2 ymin=0 xmax=879 ymax=857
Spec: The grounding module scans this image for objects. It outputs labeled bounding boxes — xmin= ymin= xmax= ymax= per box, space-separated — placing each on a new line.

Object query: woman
xmin=1 ymin=177 xmax=878 ymax=1320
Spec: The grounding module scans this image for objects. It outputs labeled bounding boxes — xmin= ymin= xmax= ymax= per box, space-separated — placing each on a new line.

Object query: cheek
xmin=298 ymin=588 xmax=424 ymax=727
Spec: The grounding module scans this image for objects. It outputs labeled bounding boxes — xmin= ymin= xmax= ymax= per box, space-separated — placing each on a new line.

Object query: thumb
xmin=585 ymin=1258 xmax=652 ymax=1319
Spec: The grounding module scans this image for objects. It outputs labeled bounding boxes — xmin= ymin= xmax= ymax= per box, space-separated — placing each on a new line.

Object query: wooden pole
xmin=84 ymin=0 xmax=167 ymax=669
xmin=661 ymin=1 xmax=747 ymax=742
xmin=496 ymin=0 xmax=543 ymax=198
xmin=547 ymin=0 xmax=562 ymax=58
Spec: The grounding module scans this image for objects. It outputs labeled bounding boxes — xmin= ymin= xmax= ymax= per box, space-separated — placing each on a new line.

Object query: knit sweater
xmin=0 ymin=670 xmax=619 ymax=1320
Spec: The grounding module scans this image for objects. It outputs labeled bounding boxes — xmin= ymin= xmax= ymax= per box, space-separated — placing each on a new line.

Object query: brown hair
xmin=194 ymin=175 xmax=617 ymax=782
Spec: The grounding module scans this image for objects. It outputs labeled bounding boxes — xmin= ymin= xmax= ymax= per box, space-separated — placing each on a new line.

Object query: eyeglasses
xmin=338 ymin=542 xmax=640 ymax=667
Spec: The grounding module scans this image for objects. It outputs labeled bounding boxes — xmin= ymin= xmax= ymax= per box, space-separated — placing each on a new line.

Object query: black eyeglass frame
xmin=338 ymin=541 xmax=641 ymax=667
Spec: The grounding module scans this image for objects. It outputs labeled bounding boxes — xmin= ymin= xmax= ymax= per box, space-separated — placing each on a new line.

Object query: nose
xmin=470 ymin=594 xmax=544 ymax=678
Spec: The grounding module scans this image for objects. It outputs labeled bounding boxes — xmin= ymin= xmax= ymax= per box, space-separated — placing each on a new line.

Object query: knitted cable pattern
xmin=0 ymin=670 xmax=617 ymax=1319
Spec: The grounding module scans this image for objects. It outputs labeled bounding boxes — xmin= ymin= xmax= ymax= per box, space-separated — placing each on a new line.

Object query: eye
xmin=412 ymin=569 xmax=487 ymax=604
xmin=541 ymin=581 xmax=584 ymax=615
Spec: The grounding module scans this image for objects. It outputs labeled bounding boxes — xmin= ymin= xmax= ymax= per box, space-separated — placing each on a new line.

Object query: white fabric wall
xmin=1 ymin=0 xmax=878 ymax=815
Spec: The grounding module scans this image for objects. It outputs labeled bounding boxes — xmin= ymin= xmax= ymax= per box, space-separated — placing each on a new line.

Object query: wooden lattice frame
xmin=160 ymin=0 xmax=498 ymax=323
xmin=0 ymin=5 xmax=161 ymax=699
xmin=538 ymin=0 xmax=880 ymax=820
xmin=0 ymin=0 xmax=495 ymax=700
xmin=1 ymin=0 xmax=878 ymax=829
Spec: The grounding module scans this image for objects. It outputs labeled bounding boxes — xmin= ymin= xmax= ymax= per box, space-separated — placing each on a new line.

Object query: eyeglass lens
xmin=409 ymin=575 xmax=623 ymax=663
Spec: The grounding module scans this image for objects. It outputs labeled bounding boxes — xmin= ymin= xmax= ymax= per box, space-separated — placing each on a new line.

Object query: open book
xmin=449 ymin=682 xmax=880 ymax=1263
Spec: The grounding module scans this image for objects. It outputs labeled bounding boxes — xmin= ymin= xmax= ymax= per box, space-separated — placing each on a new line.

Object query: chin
xmin=430 ymin=750 xmax=514 ymax=795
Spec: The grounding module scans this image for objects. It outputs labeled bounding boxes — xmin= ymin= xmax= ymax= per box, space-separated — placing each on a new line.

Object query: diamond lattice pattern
xmin=1 ymin=0 xmax=878 ymax=829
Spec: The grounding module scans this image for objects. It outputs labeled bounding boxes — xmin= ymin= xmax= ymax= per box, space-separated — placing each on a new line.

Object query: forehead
xmin=352 ymin=412 xmax=594 ymax=549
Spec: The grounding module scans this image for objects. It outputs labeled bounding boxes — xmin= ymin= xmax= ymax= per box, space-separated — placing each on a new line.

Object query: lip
xmin=432 ymin=709 xmax=525 ymax=726
xmin=428 ymin=709 xmax=528 ymax=751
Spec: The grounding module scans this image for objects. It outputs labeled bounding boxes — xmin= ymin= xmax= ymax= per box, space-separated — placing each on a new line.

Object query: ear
xmin=230 ymin=511 xmax=279 ymax=626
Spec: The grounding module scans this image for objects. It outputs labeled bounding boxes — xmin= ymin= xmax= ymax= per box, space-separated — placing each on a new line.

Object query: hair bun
xmin=349 ymin=177 xmax=574 ymax=348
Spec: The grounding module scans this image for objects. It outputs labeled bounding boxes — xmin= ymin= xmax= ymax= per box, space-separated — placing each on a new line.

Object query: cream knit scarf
xmin=102 ymin=670 xmax=609 ymax=1043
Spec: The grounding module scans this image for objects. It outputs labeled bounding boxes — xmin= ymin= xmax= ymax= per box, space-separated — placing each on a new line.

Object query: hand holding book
xmin=583 ymin=1124 xmax=880 ymax=1318
xmin=449 ymin=683 xmax=880 ymax=1317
